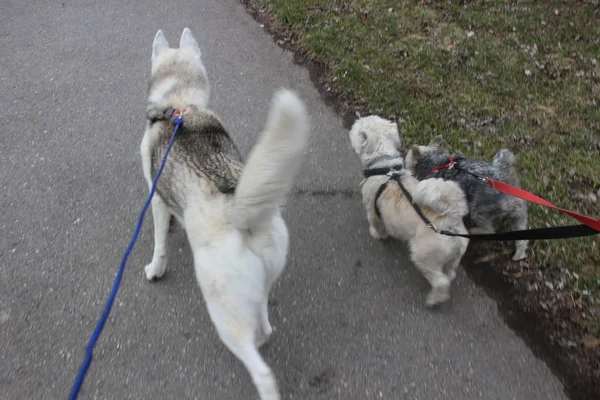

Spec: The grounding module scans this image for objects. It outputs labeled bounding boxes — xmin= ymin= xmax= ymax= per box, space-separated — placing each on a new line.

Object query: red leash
xmin=483 ymin=178 xmax=600 ymax=232
xmin=430 ymin=157 xmax=600 ymax=233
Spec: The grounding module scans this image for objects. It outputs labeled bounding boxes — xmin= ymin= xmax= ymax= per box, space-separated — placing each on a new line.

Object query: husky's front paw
xmin=369 ymin=225 xmax=387 ymax=240
xmin=144 ymin=258 xmax=167 ymax=281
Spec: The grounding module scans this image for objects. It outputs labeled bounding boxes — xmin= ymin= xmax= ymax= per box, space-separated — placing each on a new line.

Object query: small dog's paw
xmin=144 ymin=260 xmax=167 ymax=281
xmin=512 ymin=250 xmax=527 ymax=261
xmin=425 ymin=287 xmax=450 ymax=308
xmin=369 ymin=226 xmax=387 ymax=240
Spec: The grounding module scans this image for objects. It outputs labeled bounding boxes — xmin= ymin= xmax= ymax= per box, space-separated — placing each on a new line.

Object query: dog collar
xmin=148 ymin=108 xmax=182 ymax=124
xmin=163 ymin=108 xmax=182 ymax=119
xmin=363 ymin=165 xmax=403 ymax=179
xmin=367 ymin=154 xmax=401 ymax=169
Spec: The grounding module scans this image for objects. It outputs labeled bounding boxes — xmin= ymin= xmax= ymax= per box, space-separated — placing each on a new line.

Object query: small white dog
xmin=349 ymin=116 xmax=470 ymax=307
xmin=141 ymin=28 xmax=309 ymax=400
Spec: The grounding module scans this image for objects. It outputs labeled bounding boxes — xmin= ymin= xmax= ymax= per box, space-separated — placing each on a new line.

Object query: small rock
xmin=589 ymin=193 xmax=597 ymax=203
xmin=388 ymin=8 xmax=394 ymax=13
xmin=467 ymin=31 xmax=475 ymax=38
xmin=554 ymin=9 xmax=559 ymax=16
xmin=363 ymin=65 xmax=371 ymax=72
xmin=545 ymin=281 xmax=554 ymax=290
xmin=524 ymin=69 xmax=532 ymax=76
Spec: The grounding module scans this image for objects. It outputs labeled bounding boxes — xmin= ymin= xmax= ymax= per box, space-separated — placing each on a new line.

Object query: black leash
xmin=362 ymin=166 xmax=599 ymax=241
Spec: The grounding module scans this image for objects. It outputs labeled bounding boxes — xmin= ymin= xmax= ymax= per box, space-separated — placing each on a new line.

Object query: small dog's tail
xmin=412 ymin=178 xmax=469 ymax=218
xmin=492 ymin=149 xmax=515 ymax=169
xmin=492 ymin=149 xmax=520 ymax=186
xmin=230 ymin=89 xmax=309 ymax=230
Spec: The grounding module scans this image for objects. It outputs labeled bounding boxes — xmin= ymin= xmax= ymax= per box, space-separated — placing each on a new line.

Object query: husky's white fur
xmin=349 ymin=116 xmax=470 ymax=307
xmin=141 ymin=28 xmax=308 ymax=400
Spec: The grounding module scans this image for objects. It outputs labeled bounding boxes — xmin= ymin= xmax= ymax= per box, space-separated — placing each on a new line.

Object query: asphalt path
xmin=0 ymin=0 xmax=568 ymax=399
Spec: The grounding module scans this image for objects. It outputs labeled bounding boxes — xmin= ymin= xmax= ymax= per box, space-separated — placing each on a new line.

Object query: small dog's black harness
xmin=363 ymin=165 xmax=439 ymax=232
xmin=366 ymin=159 xmax=600 ymax=241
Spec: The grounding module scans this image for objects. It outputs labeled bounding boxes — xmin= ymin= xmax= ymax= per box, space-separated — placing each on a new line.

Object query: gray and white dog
xmin=141 ymin=28 xmax=309 ymax=400
xmin=405 ymin=136 xmax=528 ymax=260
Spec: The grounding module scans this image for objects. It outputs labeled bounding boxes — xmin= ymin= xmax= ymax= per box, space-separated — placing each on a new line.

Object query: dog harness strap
xmin=363 ymin=165 xmax=404 ymax=178
xmin=363 ymin=165 xmax=404 ymax=220
xmin=391 ymin=176 xmax=438 ymax=232
xmin=373 ymin=181 xmax=389 ymax=219
xmin=363 ymin=165 xmax=437 ymax=231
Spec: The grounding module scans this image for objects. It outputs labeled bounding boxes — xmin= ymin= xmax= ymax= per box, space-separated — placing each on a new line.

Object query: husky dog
xmin=349 ymin=116 xmax=470 ymax=307
xmin=141 ymin=28 xmax=309 ymax=400
xmin=405 ymin=136 xmax=528 ymax=261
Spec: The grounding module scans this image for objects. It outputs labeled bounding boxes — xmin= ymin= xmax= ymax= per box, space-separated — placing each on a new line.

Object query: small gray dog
xmin=405 ymin=136 xmax=528 ymax=261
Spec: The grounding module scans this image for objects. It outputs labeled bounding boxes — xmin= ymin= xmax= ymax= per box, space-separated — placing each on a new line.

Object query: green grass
xmin=252 ymin=0 xmax=599 ymax=280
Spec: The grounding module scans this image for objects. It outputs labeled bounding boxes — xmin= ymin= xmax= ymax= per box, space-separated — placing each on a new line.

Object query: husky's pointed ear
xmin=180 ymin=27 xmax=201 ymax=55
xmin=428 ymin=135 xmax=451 ymax=153
xmin=152 ymin=30 xmax=170 ymax=61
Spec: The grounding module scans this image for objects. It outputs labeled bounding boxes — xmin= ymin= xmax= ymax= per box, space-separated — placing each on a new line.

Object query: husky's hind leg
xmin=144 ymin=196 xmax=171 ymax=280
xmin=206 ymin=296 xmax=280 ymax=400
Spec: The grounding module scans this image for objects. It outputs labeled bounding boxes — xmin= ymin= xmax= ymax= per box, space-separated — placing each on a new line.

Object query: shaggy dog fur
xmin=405 ymin=136 xmax=528 ymax=261
xmin=349 ymin=116 xmax=470 ymax=307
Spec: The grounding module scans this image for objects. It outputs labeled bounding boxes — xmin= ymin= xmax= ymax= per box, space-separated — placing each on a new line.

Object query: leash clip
xmin=171 ymin=109 xmax=184 ymax=127
xmin=447 ymin=156 xmax=456 ymax=170
xmin=426 ymin=221 xmax=439 ymax=233
xmin=386 ymin=168 xmax=401 ymax=177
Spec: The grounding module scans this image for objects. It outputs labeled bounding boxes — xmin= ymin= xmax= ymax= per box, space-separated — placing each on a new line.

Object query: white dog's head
xmin=148 ymin=28 xmax=210 ymax=108
xmin=349 ymin=116 xmax=403 ymax=168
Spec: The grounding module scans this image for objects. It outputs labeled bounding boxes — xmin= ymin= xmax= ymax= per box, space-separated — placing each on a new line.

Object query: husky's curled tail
xmin=231 ymin=90 xmax=309 ymax=230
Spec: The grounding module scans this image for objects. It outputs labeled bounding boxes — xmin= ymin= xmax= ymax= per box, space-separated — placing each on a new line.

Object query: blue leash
xmin=68 ymin=115 xmax=183 ymax=399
